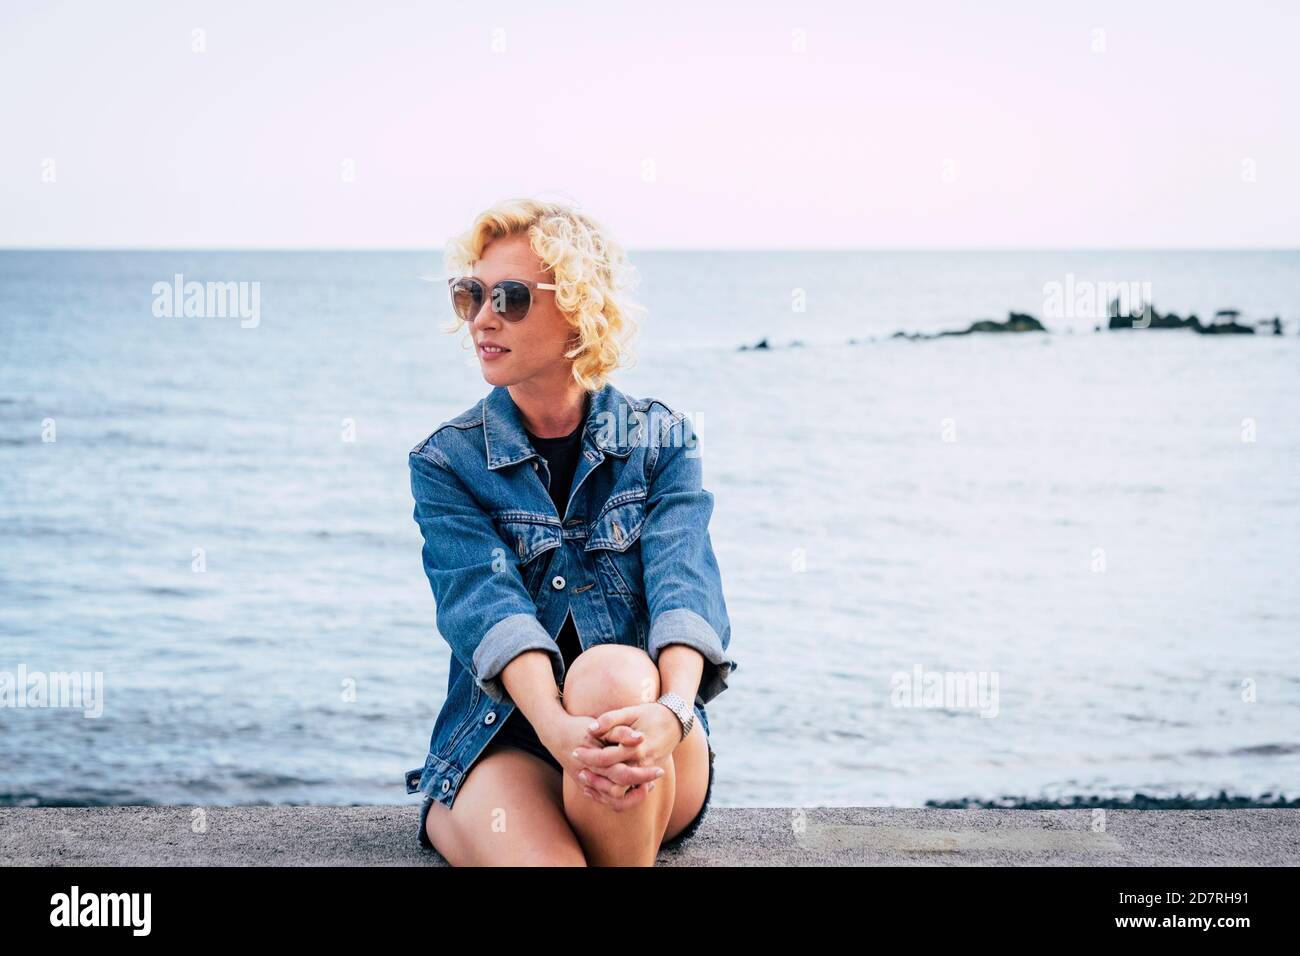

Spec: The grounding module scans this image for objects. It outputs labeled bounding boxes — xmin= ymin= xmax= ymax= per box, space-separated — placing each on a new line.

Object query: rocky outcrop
xmin=736 ymin=304 xmax=1280 ymax=350
xmin=891 ymin=312 xmax=1046 ymax=340
xmin=1107 ymin=300 xmax=1256 ymax=334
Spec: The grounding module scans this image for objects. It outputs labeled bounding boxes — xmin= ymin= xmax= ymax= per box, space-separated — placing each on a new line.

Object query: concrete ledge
xmin=2 ymin=806 xmax=1297 ymax=866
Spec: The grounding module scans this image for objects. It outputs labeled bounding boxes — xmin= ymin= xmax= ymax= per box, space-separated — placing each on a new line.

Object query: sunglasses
xmin=447 ymin=276 xmax=557 ymax=324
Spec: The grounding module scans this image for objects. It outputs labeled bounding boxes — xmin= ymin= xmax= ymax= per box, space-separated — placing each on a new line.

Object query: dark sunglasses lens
xmin=449 ymin=278 xmax=483 ymax=321
xmin=491 ymin=280 xmax=533 ymax=322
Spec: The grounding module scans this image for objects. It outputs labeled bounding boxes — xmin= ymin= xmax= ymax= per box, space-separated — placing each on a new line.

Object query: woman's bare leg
xmin=660 ymin=716 xmax=710 ymax=843
xmin=559 ymin=644 xmax=711 ymax=865
xmin=423 ymin=743 xmax=587 ymax=866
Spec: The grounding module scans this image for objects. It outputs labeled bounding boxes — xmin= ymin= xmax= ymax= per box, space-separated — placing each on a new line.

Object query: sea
xmin=1 ymin=249 xmax=1297 ymax=809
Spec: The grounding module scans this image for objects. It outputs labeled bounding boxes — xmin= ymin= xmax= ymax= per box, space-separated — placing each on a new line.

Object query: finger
xmin=601 ymin=724 xmax=645 ymax=746
xmin=585 ymin=759 xmax=664 ymax=789
xmin=577 ymin=766 xmax=624 ymax=798
xmin=615 ymin=761 xmax=666 ymax=787
xmin=578 ymin=762 xmax=658 ymax=799
xmin=584 ymin=785 xmax=638 ymax=810
xmin=573 ymin=740 xmax=639 ymax=768
xmin=600 ymin=781 xmax=654 ymax=812
xmin=585 ymin=786 xmax=630 ymax=809
xmin=567 ymin=724 xmax=613 ymax=766
xmin=587 ymin=785 xmax=629 ymax=809
xmin=587 ymin=706 xmax=638 ymax=739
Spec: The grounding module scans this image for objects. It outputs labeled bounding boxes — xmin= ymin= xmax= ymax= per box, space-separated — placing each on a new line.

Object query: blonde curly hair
xmin=441 ymin=197 xmax=643 ymax=391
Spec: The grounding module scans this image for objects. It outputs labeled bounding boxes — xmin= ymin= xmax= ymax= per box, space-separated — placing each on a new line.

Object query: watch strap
xmin=656 ymin=691 xmax=694 ymax=741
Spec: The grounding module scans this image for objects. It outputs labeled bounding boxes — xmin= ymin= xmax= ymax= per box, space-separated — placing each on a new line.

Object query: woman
xmin=404 ymin=198 xmax=737 ymax=866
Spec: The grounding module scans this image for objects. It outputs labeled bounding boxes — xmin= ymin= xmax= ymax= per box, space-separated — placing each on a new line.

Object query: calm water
xmin=1 ymin=250 xmax=1298 ymax=809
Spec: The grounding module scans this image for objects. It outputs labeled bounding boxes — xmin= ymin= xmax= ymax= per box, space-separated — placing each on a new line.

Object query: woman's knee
xmin=562 ymin=643 xmax=659 ymax=714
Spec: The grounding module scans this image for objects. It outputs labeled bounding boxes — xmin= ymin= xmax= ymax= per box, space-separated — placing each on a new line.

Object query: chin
xmin=479 ymin=364 xmax=520 ymax=387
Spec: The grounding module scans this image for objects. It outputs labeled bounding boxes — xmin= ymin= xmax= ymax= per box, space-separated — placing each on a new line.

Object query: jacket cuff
xmin=646 ymin=607 xmax=736 ymax=706
xmin=472 ymin=613 xmax=566 ymax=705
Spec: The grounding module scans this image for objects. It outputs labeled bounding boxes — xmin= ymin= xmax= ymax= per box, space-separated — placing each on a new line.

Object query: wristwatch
xmin=656 ymin=692 xmax=695 ymax=742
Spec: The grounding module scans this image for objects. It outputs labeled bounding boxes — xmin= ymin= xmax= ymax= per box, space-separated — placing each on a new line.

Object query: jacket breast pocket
xmin=584 ymin=495 xmax=647 ymax=611
xmin=495 ymin=516 xmax=561 ymax=596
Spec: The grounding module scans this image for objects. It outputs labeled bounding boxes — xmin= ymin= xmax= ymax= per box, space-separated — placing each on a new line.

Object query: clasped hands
xmin=545 ymin=702 xmax=681 ymax=812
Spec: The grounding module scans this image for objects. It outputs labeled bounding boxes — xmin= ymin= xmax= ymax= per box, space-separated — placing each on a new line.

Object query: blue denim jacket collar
xmin=483 ymin=382 xmax=642 ymax=471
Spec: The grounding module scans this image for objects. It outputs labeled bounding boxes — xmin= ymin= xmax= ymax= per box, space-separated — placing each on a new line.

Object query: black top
xmin=524 ymin=392 xmax=591 ymax=672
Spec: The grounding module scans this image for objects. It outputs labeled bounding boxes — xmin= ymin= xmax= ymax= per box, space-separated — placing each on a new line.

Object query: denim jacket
xmin=402 ymin=380 xmax=737 ymax=809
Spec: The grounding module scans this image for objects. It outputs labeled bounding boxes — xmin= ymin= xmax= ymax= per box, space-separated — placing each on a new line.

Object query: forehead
xmin=472 ymin=233 xmax=545 ymax=280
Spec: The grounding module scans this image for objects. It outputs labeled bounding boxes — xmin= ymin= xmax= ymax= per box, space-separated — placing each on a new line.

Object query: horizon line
xmin=2 ymin=245 xmax=1298 ymax=254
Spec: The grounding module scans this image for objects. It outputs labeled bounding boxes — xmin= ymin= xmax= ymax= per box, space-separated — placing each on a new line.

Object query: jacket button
xmin=552 ymin=575 xmax=566 ymax=590
xmin=484 ymin=711 xmax=496 ymax=725
xmin=441 ymin=779 xmax=450 ymax=793
xmin=532 ymin=461 xmax=538 ymax=470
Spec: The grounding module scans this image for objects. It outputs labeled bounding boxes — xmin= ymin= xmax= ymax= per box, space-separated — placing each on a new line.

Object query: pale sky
xmin=1 ymin=0 xmax=1296 ymax=249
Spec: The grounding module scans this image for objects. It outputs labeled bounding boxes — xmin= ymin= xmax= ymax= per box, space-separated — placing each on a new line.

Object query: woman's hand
xmin=537 ymin=712 xmax=657 ymax=811
xmin=570 ymin=703 xmax=680 ymax=810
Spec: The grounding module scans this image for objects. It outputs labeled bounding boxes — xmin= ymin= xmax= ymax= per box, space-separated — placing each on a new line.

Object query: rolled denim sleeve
xmin=409 ymin=444 xmax=565 ymax=705
xmin=640 ymin=410 xmax=737 ymax=706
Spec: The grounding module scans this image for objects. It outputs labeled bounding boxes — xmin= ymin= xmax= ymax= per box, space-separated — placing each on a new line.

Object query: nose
xmin=469 ymin=292 xmax=501 ymax=330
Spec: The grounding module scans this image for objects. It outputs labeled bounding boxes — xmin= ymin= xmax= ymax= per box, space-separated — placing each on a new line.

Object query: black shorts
xmin=417 ymin=707 xmax=716 ymax=855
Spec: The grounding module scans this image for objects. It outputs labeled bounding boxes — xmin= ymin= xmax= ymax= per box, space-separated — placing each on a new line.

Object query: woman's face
xmin=467 ymin=233 xmax=575 ymax=388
